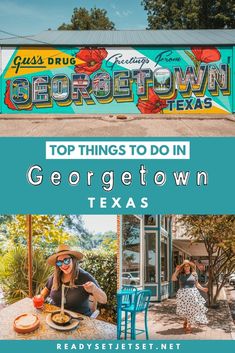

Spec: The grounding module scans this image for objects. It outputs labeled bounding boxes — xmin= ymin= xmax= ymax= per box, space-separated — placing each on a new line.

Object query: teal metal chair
xmin=122 ymin=289 xmax=151 ymax=340
xmin=117 ymin=285 xmax=138 ymax=339
xmin=121 ymin=285 xmax=138 ymax=306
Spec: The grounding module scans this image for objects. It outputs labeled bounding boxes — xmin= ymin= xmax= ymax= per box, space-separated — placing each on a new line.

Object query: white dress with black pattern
xmin=176 ymin=273 xmax=208 ymax=325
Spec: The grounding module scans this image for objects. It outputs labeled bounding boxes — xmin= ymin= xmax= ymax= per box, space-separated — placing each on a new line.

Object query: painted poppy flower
xmin=137 ymin=87 xmax=171 ymax=114
xmin=4 ymin=80 xmax=17 ymax=110
xmin=191 ymin=47 xmax=221 ymax=63
xmin=75 ymin=48 xmax=108 ymax=75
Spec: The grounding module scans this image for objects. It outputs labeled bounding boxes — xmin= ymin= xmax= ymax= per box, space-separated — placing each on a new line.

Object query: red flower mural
xmin=137 ymin=88 xmax=175 ymax=114
xmin=191 ymin=47 xmax=221 ymax=63
xmin=75 ymin=48 xmax=108 ymax=75
xmin=4 ymin=80 xmax=17 ymax=110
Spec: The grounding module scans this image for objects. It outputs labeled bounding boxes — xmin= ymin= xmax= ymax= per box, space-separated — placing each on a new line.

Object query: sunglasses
xmin=56 ymin=257 xmax=72 ymax=267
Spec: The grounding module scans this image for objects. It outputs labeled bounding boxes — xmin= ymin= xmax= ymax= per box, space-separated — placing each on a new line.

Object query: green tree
xmin=0 ymin=215 xmax=13 ymax=254
xmin=58 ymin=7 xmax=115 ymax=30
xmin=100 ymin=231 xmax=117 ymax=252
xmin=178 ymin=215 xmax=235 ymax=306
xmin=0 ymin=215 xmax=13 ymax=224
xmin=62 ymin=215 xmax=92 ymax=249
xmin=4 ymin=215 xmax=76 ymax=256
xmin=142 ymin=0 xmax=235 ymax=29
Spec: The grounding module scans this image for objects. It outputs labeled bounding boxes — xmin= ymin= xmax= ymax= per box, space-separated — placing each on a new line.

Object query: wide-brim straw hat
xmin=179 ymin=259 xmax=196 ymax=271
xmin=47 ymin=244 xmax=84 ymax=266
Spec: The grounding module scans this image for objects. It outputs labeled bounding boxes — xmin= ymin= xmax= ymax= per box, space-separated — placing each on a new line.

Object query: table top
xmin=0 ymin=298 xmax=116 ymax=340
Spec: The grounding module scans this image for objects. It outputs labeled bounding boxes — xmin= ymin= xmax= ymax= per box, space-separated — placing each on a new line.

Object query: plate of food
xmin=46 ymin=311 xmax=80 ymax=331
xmin=43 ymin=303 xmax=60 ymax=313
xmin=14 ymin=313 xmax=40 ymax=333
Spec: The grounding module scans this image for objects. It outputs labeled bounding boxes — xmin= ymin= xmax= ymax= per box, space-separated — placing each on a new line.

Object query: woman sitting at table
xmin=40 ymin=244 xmax=107 ymax=316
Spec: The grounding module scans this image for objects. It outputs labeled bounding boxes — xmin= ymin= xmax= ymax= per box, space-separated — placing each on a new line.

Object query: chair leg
xmin=145 ymin=309 xmax=149 ymax=340
xmin=117 ymin=308 xmax=121 ymax=339
xmin=124 ymin=311 xmax=128 ymax=340
xmin=131 ymin=312 xmax=136 ymax=340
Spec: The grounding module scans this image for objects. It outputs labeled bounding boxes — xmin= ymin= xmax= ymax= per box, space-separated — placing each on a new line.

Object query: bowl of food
xmin=14 ymin=313 xmax=40 ymax=333
xmin=51 ymin=310 xmax=72 ymax=326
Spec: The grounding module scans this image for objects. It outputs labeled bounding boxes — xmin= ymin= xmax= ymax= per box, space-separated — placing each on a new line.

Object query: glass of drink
xmin=33 ymin=295 xmax=44 ymax=309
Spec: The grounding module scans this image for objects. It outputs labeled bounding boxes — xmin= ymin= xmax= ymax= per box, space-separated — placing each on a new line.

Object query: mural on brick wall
xmin=0 ymin=46 xmax=232 ymax=114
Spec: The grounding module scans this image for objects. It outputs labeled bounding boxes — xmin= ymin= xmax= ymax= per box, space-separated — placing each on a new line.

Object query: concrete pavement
xmin=0 ymin=114 xmax=235 ymax=136
xmin=121 ymin=289 xmax=235 ymax=340
xmin=225 ymin=286 xmax=235 ymax=339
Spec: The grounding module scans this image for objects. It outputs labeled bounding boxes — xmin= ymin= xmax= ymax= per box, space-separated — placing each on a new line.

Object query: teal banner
xmin=0 ymin=340 xmax=235 ymax=353
xmin=0 ymin=137 xmax=234 ymax=214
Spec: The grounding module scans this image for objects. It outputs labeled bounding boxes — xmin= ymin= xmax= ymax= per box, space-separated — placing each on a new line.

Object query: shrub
xmin=0 ymin=246 xmax=52 ymax=304
xmin=81 ymin=248 xmax=117 ymax=323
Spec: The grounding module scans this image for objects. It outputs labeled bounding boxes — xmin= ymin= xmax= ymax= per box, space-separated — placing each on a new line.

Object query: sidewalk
xmin=0 ymin=114 xmax=235 ymax=136
xmin=225 ymin=286 xmax=235 ymax=339
xmin=132 ymin=291 xmax=235 ymax=340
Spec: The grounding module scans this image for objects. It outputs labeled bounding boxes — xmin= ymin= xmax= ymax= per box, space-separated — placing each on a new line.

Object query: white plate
xmin=46 ymin=313 xmax=79 ymax=331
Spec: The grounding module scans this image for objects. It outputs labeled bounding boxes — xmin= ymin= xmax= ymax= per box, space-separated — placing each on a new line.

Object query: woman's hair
xmin=52 ymin=256 xmax=79 ymax=290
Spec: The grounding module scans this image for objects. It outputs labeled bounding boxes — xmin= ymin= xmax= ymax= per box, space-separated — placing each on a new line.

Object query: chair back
xmin=134 ymin=290 xmax=151 ymax=312
xmin=122 ymin=285 xmax=138 ymax=292
xmin=121 ymin=285 xmax=138 ymax=306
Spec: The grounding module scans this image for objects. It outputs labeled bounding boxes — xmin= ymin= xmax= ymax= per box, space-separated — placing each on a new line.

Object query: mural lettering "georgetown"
xmin=2 ymin=46 xmax=232 ymax=114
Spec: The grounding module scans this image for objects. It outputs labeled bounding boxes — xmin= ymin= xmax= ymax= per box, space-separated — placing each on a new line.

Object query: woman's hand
xmin=196 ymin=282 xmax=209 ymax=293
xmin=83 ymin=281 xmax=107 ymax=304
xmin=83 ymin=281 xmax=96 ymax=294
xmin=40 ymin=287 xmax=49 ymax=299
xmin=172 ymin=266 xmax=181 ymax=281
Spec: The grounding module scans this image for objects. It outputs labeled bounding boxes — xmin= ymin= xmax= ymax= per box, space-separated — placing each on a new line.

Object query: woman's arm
xmin=83 ymin=282 xmax=107 ymax=304
xmin=40 ymin=287 xmax=50 ymax=299
xmin=172 ymin=269 xmax=180 ymax=281
xmin=196 ymin=281 xmax=208 ymax=293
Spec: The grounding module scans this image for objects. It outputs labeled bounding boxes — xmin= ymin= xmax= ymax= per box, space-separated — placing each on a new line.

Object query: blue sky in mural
xmin=0 ymin=0 xmax=147 ymax=37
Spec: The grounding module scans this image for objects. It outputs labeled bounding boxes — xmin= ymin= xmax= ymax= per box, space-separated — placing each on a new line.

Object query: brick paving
xmin=225 ymin=286 xmax=235 ymax=339
xmin=132 ymin=295 xmax=235 ymax=340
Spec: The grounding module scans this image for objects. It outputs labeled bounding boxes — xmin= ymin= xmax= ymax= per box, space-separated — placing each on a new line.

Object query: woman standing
xmin=40 ymin=244 xmax=107 ymax=316
xmin=172 ymin=260 xmax=208 ymax=333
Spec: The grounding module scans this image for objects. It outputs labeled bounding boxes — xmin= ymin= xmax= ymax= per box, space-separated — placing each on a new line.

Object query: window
xmin=161 ymin=216 xmax=166 ymax=230
xmin=122 ymin=215 xmax=141 ymax=285
xmin=161 ymin=216 xmax=170 ymax=232
xmin=144 ymin=232 xmax=156 ymax=283
xmin=161 ymin=236 xmax=168 ymax=282
xmin=144 ymin=215 xmax=157 ymax=226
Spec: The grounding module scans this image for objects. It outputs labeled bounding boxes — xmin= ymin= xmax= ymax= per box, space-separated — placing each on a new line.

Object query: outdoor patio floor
xmin=134 ymin=295 xmax=235 ymax=340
